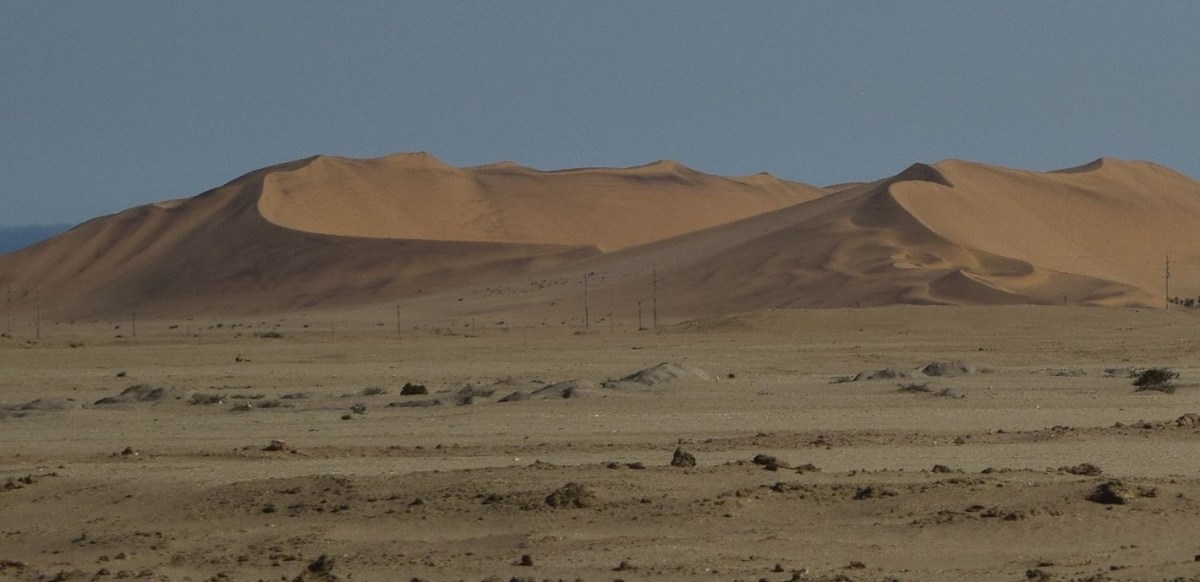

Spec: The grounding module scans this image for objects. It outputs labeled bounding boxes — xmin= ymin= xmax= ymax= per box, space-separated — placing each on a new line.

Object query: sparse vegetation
xmin=897 ymin=382 xmax=930 ymax=393
xmin=1133 ymin=367 xmax=1178 ymax=393
xmin=254 ymin=330 xmax=283 ymax=339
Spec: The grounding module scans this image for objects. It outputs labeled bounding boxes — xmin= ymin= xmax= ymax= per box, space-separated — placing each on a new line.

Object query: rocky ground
xmin=3 ymin=305 xmax=1200 ymax=581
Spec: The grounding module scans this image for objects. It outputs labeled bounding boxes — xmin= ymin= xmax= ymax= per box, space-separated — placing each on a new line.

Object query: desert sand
xmin=4 ymin=154 xmax=1200 ymax=581
xmin=1 ymin=155 xmax=1198 ymax=321
xmin=3 ymin=306 xmax=1200 ymax=581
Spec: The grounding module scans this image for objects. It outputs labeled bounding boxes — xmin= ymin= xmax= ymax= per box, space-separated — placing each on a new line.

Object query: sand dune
xmin=1 ymin=153 xmax=1197 ymax=321
xmin=0 ymin=153 xmax=817 ymax=319
xmin=257 ymin=152 xmax=821 ymax=250
xmin=410 ymin=158 xmax=1194 ymax=323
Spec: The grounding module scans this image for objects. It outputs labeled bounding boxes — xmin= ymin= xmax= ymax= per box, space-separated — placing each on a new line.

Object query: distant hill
xmin=0 ymin=224 xmax=73 ymax=255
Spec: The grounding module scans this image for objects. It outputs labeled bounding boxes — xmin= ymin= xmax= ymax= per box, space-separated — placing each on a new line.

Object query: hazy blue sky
xmin=3 ymin=3 xmax=1199 ymax=227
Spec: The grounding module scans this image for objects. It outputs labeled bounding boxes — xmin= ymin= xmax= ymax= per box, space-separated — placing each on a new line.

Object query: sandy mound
xmin=601 ymin=363 xmax=711 ymax=390
xmin=850 ymin=361 xmax=993 ymax=381
xmin=531 ymin=379 xmax=596 ymax=399
xmin=0 ymin=397 xmax=81 ymax=419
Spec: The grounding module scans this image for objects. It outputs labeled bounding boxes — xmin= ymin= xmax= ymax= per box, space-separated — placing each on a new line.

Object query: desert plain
xmin=3 ymin=305 xmax=1200 ymax=582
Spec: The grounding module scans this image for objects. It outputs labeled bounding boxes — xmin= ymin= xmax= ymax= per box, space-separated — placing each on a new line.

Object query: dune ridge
xmin=256 ymin=152 xmax=822 ymax=251
xmin=1 ymin=153 xmax=1197 ymax=320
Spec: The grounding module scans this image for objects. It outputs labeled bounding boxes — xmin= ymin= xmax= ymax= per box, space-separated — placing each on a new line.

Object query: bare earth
xmin=3 ymin=305 xmax=1200 ymax=581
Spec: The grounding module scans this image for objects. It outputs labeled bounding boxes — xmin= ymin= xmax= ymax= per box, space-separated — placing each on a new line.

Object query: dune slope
xmin=427 ymin=158 xmax=1195 ymax=322
xmin=0 ymin=154 xmax=819 ymax=319
xmin=257 ymin=153 xmax=822 ymax=251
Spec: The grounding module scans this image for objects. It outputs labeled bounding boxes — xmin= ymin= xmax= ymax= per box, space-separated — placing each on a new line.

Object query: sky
xmin=2 ymin=2 xmax=1199 ymax=227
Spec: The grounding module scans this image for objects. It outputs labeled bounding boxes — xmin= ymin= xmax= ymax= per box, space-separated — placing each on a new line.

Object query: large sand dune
xmin=1 ymin=153 xmax=1197 ymax=320
xmin=258 ymin=153 xmax=820 ymax=250
xmin=406 ymin=157 xmax=1194 ymax=324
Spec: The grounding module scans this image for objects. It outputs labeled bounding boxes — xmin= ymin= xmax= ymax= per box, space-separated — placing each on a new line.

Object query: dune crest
xmin=257 ymin=152 xmax=821 ymax=251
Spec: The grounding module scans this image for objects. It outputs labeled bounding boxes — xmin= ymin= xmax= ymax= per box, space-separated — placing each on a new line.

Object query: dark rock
xmin=670 ymin=447 xmax=696 ymax=468
xmin=545 ymin=482 xmax=595 ymax=508
xmin=1086 ymin=480 xmax=1135 ymax=505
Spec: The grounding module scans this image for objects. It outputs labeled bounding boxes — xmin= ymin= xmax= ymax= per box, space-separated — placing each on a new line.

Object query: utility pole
xmin=395 ymin=304 xmax=401 ymax=337
xmin=637 ymin=301 xmax=643 ymax=331
xmin=132 ymin=311 xmax=137 ymax=339
xmin=1165 ymin=253 xmax=1171 ymax=310
xmin=35 ymin=301 xmax=40 ymax=339
xmin=5 ymin=285 xmax=11 ymax=336
xmin=652 ymin=266 xmax=659 ymax=331
xmin=583 ymin=273 xmax=591 ymax=332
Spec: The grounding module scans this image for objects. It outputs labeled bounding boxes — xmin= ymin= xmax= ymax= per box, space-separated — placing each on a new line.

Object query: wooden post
xmin=132 ymin=311 xmax=137 ymax=339
xmin=1165 ymin=253 xmax=1171 ymax=310
xmin=637 ymin=301 xmax=643 ymax=331
xmin=583 ymin=273 xmax=591 ymax=332
xmin=396 ymin=304 xmax=401 ymax=337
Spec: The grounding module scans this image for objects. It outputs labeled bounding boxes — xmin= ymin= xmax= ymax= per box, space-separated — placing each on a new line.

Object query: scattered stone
xmin=399 ymin=382 xmax=428 ymax=396
xmin=1175 ymin=413 xmax=1200 ymax=427
xmin=920 ymin=360 xmax=993 ymax=377
xmin=532 ymin=379 xmax=595 ymax=399
xmin=854 ymin=485 xmax=899 ymax=500
xmin=752 ymin=454 xmax=788 ymax=471
xmin=1059 ymin=463 xmax=1103 ymax=476
xmin=1025 ymin=568 xmax=1052 ymax=581
xmin=498 ymin=391 xmax=530 ymax=403
xmin=794 ymin=463 xmax=820 ymax=474
xmin=670 ymin=447 xmax=696 ymax=468
xmin=614 ymin=560 xmax=635 ymax=572
xmin=1086 ymin=480 xmax=1136 ymax=505
xmin=896 ymin=382 xmax=931 ymax=393
xmin=518 ymin=554 xmax=533 ymax=567
xmin=626 ymin=462 xmax=646 ymax=470
xmin=95 ymin=385 xmax=192 ymax=405
xmin=545 ymin=482 xmax=595 ymax=508
xmin=854 ymin=368 xmax=916 ymax=381
xmin=453 ymin=385 xmax=496 ymax=405
xmin=291 ymin=554 xmax=339 ymax=581
xmin=263 ymin=440 xmax=290 ymax=452
xmin=386 ymin=399 xmax=443 ymax=408
xmin=931 ymin=464 xmax=953 ymax=473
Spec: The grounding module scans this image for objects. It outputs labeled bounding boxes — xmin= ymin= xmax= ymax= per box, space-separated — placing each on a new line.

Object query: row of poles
xmin=1 ymin=256 xmax=1177 ymax=339
xmin=583 ymin=266 xmax=658 ymax=332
